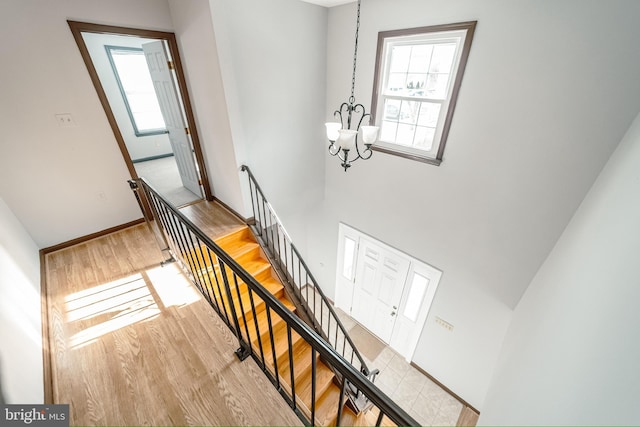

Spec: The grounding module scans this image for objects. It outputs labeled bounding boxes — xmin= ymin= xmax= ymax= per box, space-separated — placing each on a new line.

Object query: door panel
xmin=351 ymin=238 xmax=409 ymax=343
xmin=142 ymin=41 xmax=201 ymax=197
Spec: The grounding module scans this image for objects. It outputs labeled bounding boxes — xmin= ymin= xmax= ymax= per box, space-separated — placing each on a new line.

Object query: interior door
xmin=142 ymin=41 xmax=202 ymax=197
xmin=350 ymin=238 xmax=410 ymax=343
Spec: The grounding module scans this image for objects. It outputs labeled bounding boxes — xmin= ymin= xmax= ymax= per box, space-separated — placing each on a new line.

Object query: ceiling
xmin=299 ymin=0 xmax=355 ymax=7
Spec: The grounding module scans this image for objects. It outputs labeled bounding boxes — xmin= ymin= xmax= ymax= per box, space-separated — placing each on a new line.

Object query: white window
xmin=371 ymin=22 xmax=476 ymax=165
xmin=105 ymin=46 xmax=167 ymax=137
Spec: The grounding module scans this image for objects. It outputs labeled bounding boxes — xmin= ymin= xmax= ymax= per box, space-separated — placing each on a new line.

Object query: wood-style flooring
xmin=44 ymin=201 xmax=302 ymax=426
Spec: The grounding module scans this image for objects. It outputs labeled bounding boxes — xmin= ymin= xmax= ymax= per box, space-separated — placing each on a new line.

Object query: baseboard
xmin=212 ymin=196 xmax=253 ymax=224
xmin=39 ymin=250 xmax=53 ymax=404
xmin=410 ymin=361 xmax=480 ymax=415
xmin=131 ymin=153 xmax=174 ymax=164
xmin=41 ymin=218 xmax=145 ymax=254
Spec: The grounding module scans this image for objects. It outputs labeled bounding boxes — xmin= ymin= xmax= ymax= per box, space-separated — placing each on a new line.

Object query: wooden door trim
xmin=67 ymin=21 xmax=213 ymax=203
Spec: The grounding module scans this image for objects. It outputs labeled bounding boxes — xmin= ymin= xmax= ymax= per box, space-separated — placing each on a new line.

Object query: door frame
xmin=335 ymin=222 xmax=442 ymax=361
xmin=68 ymin=21 xmax=213 ymax=204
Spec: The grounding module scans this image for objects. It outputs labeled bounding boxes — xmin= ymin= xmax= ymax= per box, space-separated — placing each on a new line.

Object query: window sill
xmin=371 ymin=145 xmax=442 ymax=166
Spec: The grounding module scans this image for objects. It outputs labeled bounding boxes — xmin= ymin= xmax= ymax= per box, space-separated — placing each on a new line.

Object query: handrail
xmin=240 ymin=165 xmax=375 ymax=380
xmin=129 ymin=177 xmax=419 ymax=426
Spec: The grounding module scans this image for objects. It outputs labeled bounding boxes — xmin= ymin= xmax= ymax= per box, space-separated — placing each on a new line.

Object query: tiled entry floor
xmin=335 ymin=308 xmax=478 ymax=426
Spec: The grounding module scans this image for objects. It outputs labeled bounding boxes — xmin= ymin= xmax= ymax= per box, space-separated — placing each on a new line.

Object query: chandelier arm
xmin=328 ymin=142 xmax=341 ymax=156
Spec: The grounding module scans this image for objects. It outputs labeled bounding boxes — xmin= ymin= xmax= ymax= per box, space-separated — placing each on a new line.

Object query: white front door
xmin=142 ymin=41 xmax=202 ymax=197
xmin=351 ymin=237 xmax=410 ymax=343
xmin=335 ymin=223 xmax=442 ymax=361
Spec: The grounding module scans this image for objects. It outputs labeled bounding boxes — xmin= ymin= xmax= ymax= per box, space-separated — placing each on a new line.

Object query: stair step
xmin=244 ymin=298 xmax=297 ymax=349
xmin=294 ymin=361 xmax=336 ymax=414
xmin=276 ymin=339 xmax=319 ymax=387
xmin=252 ymin=312 xmax=303 ymax=366
xmin=313 ymin=384 xmax=346 ymax=426
xmin=214 ymin=226 xmax=255 ymax=250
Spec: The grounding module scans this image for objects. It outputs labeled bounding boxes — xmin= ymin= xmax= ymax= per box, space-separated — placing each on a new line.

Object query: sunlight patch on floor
xmin=146 ymin=263 xmax=200 ymax=307
xmin=64 ymin=264 xmax=199 ymax=349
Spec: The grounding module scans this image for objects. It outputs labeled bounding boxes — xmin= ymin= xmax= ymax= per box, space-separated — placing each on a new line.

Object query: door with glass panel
xmin=335 ymin=223 xmax=441 ymax=361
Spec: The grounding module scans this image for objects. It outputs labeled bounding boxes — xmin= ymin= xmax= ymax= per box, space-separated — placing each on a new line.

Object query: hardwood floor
xmin=44 ymin=205 xmax=302 ymax=426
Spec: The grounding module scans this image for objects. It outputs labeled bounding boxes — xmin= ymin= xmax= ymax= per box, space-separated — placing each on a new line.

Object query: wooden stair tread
xmin=214 ymin=226 xmax=255 ymax=249
xmin=312 ymin=383 xmax=344 ymax=426
xmin=252 ymin=314 xmax=303 ymax=363
xmin=276 ymin=339 xmax=318 ymax=385
xmin=294 ymin=361 xmax=336 ymax=411
xmin=245 ymin=298 xmax=297 ymax=346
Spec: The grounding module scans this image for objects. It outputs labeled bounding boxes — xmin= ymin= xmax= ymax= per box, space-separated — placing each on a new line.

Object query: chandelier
xmin=325 ymin=0 xmax=378 ymax=171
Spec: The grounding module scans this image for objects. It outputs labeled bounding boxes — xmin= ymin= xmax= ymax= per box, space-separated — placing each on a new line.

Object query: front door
xmin=350 ymin=237 xmax=410 ymax=343
xmin=142 ymin=41 xmax=202 ymax=197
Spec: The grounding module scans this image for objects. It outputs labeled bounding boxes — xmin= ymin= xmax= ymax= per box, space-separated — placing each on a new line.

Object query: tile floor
xmin=134 ymin=156 xmax=201 ymax=206
xmin=335 ymin=308 xmax=464 ymax=426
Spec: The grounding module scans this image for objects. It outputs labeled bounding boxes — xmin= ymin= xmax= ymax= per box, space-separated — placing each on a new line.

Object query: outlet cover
xmin=55 ymin=113 xmax=76 ymax=127
xmin=435 ymin=316 xmax=454 ymax=332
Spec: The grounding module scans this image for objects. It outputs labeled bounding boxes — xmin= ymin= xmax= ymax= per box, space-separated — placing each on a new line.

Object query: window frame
xmin=105 ymin=45 xmax=168 ymax=137
xmin=370 ymin=21 xmax=477 ymax=165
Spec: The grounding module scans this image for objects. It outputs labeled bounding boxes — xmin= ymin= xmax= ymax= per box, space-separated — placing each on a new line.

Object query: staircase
xmin=194 ymin=225 xmax=358 ymax=425
xmin=130 ymin=176 xmax=419 ymax=427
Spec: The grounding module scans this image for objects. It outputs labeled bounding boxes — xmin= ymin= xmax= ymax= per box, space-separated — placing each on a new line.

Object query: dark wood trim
xmin=370 ymin=21 xmax=477 ymax=165
xmin=39 ymin=250 xmax=53 ymax=404
xmin=410 ymin=361 xmax=480 ymax=414
xmin=41 ymin=218 xmax=145 ymax=254
xmin=371 ymin=145 xmax=442 ymax=166
xmin=66 ymin=21 xmax=214 ymax=214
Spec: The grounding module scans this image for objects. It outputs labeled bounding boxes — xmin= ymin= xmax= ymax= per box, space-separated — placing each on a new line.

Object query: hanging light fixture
xmin=325 ymin=0 xmax=378 ymax=171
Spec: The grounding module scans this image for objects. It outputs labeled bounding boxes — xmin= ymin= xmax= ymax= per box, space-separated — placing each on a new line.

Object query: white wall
xmin=82 ymin=32 xmax=173 ymax=162
xmin=0 ymin=0 xmax=175 ymax=248
xmin=208 ymin=0 xmax=328 ymax=228
xmin=308 ymin=0 xmax=640 ymax=409
xmin=479 ymin=110 xmax=640 ymax=425
xmin=0 ymin=197 xmax=43 ymax=403
xmin=168 ymin=0 xmax=246 ymax=216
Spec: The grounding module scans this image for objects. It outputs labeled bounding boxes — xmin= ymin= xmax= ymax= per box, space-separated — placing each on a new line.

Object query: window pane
xmin=406 ymin=73 xmax=427 ymax=97
xmin=399 ymin=100 xmax=419 ymax=125
xmin=403 ymin=273 xmax=430 ymax=322
xmin=383 ymin=99 xmax=402 ymax=120
xmin=389 ymin=45 xmax=411 ymax=72
xmin=396 ymin=123 xmax=416 ymax=146
xmin=387 ymin=73 xmax=406 ymax=93
xmin=109 ymin=48 xmax=166 ymax=133
xmin=414 ymin=126 xmax=435 ymax=151
xmin=408 ymin=44 xmax=433 ymax=73
xmin=425 ymin=73 xmax=450 ymax=99
xmin=429 ymin=43 xmax=457 ymax=73
xmin=342 ymin=237 xmax=357 ymax=280
xmin=417 ymin=102 xmax=441 ymax=128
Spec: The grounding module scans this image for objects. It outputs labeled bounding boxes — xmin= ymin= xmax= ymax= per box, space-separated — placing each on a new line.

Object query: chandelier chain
xmin=350 ymin=0 xmax=361 ymax=103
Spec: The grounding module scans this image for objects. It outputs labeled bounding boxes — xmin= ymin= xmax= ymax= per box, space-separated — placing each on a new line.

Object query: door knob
xmin=391 ymin=311 xmax=396 ymax=316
